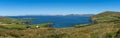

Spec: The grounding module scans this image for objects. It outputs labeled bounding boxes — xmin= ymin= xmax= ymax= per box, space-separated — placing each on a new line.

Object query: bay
xmin=9 ymin=16 xmax=92 ymax=28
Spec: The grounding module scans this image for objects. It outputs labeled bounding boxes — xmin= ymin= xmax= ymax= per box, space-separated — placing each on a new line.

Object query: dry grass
xmin=0 ymin=23 xmax=119 ymax=38
xmin=0 ymin=11 xmax=120 ymax=38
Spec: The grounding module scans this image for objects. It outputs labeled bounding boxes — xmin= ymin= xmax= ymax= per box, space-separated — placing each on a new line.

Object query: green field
xmin=0 ymin=11 xmax=120 ymax=38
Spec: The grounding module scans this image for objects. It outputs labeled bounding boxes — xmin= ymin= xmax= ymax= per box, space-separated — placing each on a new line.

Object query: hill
xmin=0 ymin=16 xmax=24 ymax=24
xmin=0 ymin=11 xmax=120 ymax=38
xmin=92 ymin=11 xmax=120 ymax=23
xmin=0 ymin=17 xmax=52 ymax=30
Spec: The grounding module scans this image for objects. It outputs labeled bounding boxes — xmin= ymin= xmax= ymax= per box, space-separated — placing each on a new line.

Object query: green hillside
xmin=0 ymin=17 xmax=23 ymax=24
xmin=0 ymin=11 xmax=120 ymax=38
xmin=92 ymin=11 xmax=120 ymax=23
xmin=0 ymin=17 xmax=52 ymax=30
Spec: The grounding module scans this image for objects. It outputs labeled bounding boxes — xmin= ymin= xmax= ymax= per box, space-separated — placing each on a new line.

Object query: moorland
xmin=0 ymin=11 xmax=120 ymax=38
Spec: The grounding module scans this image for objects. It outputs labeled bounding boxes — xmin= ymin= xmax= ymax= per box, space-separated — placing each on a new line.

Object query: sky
xmin=0 ymin=0 xmax=120 ymax=16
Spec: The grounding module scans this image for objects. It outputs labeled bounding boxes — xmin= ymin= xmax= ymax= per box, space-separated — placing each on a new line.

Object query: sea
xmin=8 ymin=15 xmax=92 ymax=28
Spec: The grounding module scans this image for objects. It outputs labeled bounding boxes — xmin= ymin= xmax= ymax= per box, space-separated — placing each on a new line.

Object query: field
xmin=0 ymin=11 xmax=120 ymax=38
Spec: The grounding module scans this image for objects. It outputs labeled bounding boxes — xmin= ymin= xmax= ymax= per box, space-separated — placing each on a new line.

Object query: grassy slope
xmin=0 ymin=11 xmax=120 ymax=38
xmin=0 ymin=17 xmax=23 ymax=24
xmin=0 ymin=17 xmax=52 ymax=30
xmin=92 ymin=11 xmax=120 ymax=23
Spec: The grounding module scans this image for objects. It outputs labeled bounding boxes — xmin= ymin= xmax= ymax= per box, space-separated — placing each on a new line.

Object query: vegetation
xmin=0 ymin=11 xmax=120 ymax=38
xmin=0 ymin=17 xmax=53 ymax=30
xmin=0 ymin=17 xmax=24 ymax=24
xmin=92 ymin=11 xmax=120 ymax=23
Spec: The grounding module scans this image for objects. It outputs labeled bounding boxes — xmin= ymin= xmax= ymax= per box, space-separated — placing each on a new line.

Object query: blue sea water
xmin=9 ymin=16 xmax=92 ymax=28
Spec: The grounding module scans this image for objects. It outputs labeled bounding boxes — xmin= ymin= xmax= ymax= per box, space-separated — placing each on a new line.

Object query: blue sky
xmin=0 ymin=0 xmax=120 ymax=16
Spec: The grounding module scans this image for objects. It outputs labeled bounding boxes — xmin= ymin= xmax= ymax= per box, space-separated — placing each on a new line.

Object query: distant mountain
xmin=65 ymin=14 xmax=94 ymax=16
xmin=14 ymin=14 xmax=94 ymax=17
